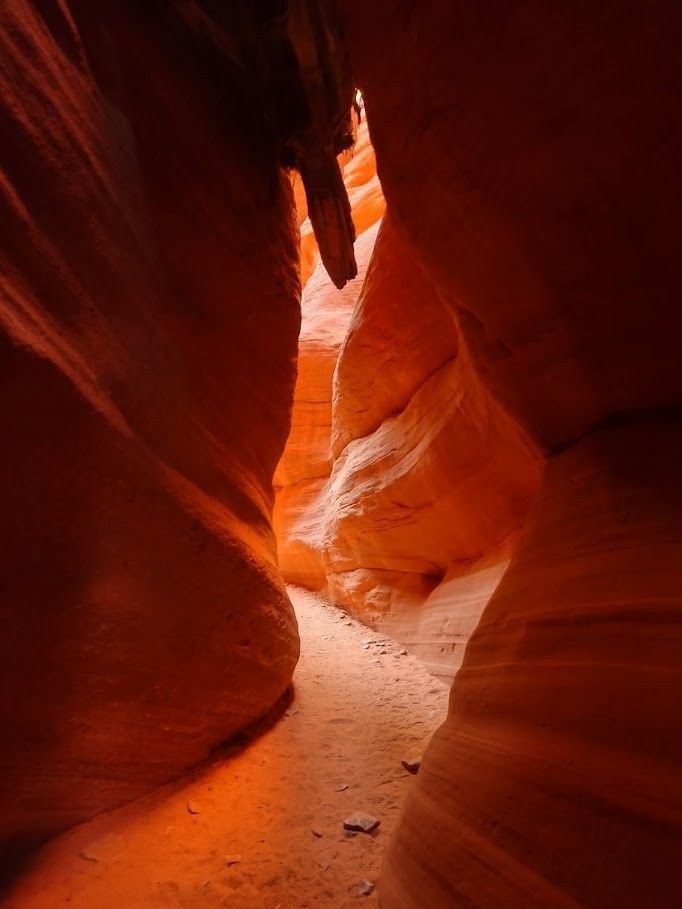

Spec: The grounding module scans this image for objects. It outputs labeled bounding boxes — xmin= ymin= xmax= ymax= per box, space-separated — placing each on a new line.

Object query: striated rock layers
xmin=273 ymin=220 xmax=382 ymax=589
xmin=324 ymin=217 xmax=541 ymax=678
xmin=344 ymin=0 xmax=682 ymax=906
xmin=274 ymin=114 xmax=387 ymax=593
xmin=276 ymin=199 xmax=541 ymax=680
xmin=0 ymin=1 xmax=300 ymax=868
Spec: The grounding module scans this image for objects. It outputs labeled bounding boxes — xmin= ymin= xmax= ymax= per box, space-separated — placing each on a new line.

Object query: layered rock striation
xmin=324 ymin=217 xmax=541 ymax=677
xmin=274 ymin=219 xmax=382 ymax=589
xmin=276 ymin=203 xmax=540 ymax=680
xmin=343 ymin=0 xmax=682 ymax=905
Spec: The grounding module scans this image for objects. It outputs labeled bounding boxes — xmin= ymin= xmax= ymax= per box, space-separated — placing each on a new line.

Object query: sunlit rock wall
xmin=277 ymin=189 xmax=540 ymax=682
xmin=325 ymin=217 xmax=541 ymax=678
xmin=274 ymin=220 xmax=382 ymax=589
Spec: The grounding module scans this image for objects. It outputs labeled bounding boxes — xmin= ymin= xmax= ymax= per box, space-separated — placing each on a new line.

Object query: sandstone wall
xmin=324 ymin=217 xmax=541 ymax=677
xmin=276 ymin=203 xmax=540 ymax=681
xmin=0 ymin=1 xmax=300 ymax=868
xmin=274 ymin=221 xmax=382 ymax=588
xmin=343 ymin=0 xmax=682 ymax=905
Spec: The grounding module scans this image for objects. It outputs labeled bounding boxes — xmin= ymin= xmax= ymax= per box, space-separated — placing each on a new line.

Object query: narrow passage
xmin=5 ymin=588 xmax=448 ymax=909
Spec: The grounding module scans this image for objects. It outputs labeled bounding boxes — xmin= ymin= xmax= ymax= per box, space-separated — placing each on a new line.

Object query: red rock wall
xmin=274 ymin=220 xmax=382 ymax=589
xmin=0 ymin=1 xmax=300 ymax=867
xmin=325 ymin=217 xmax=541 ymax=677
xmin=385 ymin=419 xmax=682 ymax=908
xmin=273 ymin=118 xmax=385 ymax=589
xmin=277 ymin=199 xmax=540 ymax=680
xmin=343 ymin=0 xmax=682 ymax=905
xmin=276 ymin=110 xmax=542 ymax=685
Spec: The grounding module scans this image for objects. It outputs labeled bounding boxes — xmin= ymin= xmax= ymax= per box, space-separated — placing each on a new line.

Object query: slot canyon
xmin=0 ymin=1 xmax=680 ymax=907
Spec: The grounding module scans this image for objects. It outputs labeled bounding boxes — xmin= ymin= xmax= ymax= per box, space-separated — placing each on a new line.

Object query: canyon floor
xmin=3 ymin=587 xmax=448 ymax=909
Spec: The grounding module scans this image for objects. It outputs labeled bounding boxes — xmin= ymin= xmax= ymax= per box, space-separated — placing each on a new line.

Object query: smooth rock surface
xmin=342 ymin=1 xmax=682 ymax=905
xmin=0 ymin=1 xmax=300 ymax=867
xmin=274 ymin=222 xmax=382 ymax=590
xmin=277 ymin=205 xmax=541 ymax=681
xmin=345 ymin=0 xmax=682 ymax=453
xmin=383 ymin=420 xmax=682 ymax=908
xmin=325 ymin=345 xmax=541 ymax=631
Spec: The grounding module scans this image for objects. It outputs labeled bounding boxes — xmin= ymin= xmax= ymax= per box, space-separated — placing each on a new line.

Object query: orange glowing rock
xmin=276 ymin=211 xmax=541 ymax=679
xmin=331 ymin=217 xmax=459 ymax=458
xmin=323 ymin=220 xmax=541 ymax=663
xmin=274 ymin=222 xmax=382 ymax=589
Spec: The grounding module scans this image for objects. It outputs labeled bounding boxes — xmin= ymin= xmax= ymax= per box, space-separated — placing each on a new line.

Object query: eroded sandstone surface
xmin=276 ymin=151 xmax=540 ymax=682
xmin=273 ymin=119 xmax=385 ymax=592
xmin=2 ymin=2 xmax=680 ymax=906
xmin=0 ymin=1 xmax=300 ymax=868
xmin=324 ymin=217 xmax=541 ymax=676
xmin=342 ymin=1 xmax=682 ymax=905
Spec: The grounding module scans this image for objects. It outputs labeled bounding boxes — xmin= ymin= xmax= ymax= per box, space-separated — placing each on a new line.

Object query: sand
xmin=3 ymin=587 xmax=448 ymax=908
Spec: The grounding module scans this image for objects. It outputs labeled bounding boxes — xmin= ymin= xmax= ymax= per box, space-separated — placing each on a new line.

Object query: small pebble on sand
xmin=343 ymin=814 xmax=380 ymax=834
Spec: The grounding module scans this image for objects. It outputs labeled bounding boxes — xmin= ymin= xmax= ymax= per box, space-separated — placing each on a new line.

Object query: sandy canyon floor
xmin=4 ymin=587 xmax=448 ymax=908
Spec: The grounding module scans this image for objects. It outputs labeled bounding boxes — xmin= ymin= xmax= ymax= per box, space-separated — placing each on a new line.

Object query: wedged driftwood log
xmin=286 ymin=0 xmax=358 ymax=288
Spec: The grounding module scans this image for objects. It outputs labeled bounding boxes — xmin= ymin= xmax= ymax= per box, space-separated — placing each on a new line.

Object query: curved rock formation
xmin=277 ymin=207 xmax=541 ymax=680
xmin=331 ymin=217 xmax=458 ymax=459
xmin=342 ymin=0 xmax=682 ymax=905
xmin=346 ymin=1 xmax=682 ymax=452
xmin=0 ymin=1 xmax=300 ymax=868
xmin=5 ymin=2 xmax=680 ymax=904
xmin=274 ymin=220 xmax=382 ymax=589
xmin=384 ymin=418 xmax=682 ymax=908
xmin=325 ymin=218 xmax=541 ymax=661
